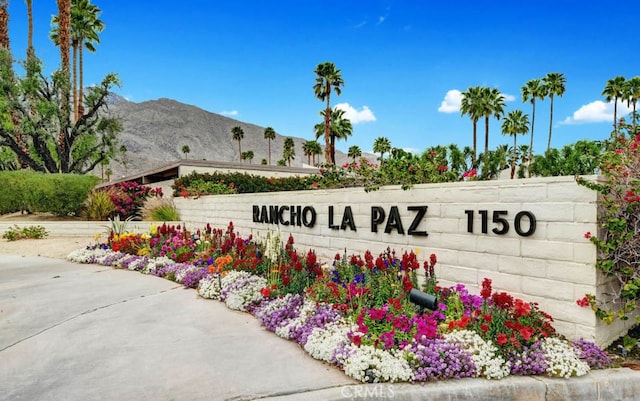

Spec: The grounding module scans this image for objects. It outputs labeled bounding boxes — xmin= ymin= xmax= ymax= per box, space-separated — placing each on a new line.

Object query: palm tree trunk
xmin=26 ymin=0 xmax=34 ymax=58
xmin=78 ymin=43 xmax=85 ymax=117
xmin=484 ymin=116 xmax=490 ymax=155
xmin=547 ymin=96 xmax=554 ymax=152
xmin=528 ymin=101 xmax=535 ymax=177
xmin=511 ymin=135 xmax=516 ymax=179
xmin=634 ymin=103 xmax=637 ymax=133
xmin=613 ymin=96 xmax=618 ymax=132
xmin=268 ymin=139 xmax=271 ymax=165
xmin=57 ymin=0 xmax=71 ymax=172
xmin=72 ymin=40 xmax=78 ymax=121
xmin=324 ymin=91 xmax=332 ymax=164
xmin=0 ymin=0 xmax=9 ymax=50
xmin=472 ymin=120 xmax=477 ymax=164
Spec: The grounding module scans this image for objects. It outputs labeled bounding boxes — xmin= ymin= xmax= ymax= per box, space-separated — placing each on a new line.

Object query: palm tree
xmin=460 ymin=86 xmax=483 ymax=163
xmin=302 ymin=140 xmax=314 ymax=165
xmin=231 ymin=126 xmax=244 ymax=161
xmin=52 ymin=0 xmax=104 ymax=120
xmin=0 ymin=0 xmax=9 ymax=50
xmin=501 ymin=110 xmax=530 ymax=179
xmin=479 ymin=87 xmax=506 ymax=157
xmin=313 ymin=62 xmax=344 ymax=164
xmin=54 ymin=0 xmax=71 ymax=155
xmin=521 ymin=78 xmax=546 ymax=167
xmin=602 ymin=76 xmax=626 ymax=132
xmin=283 ymin=137 xmax=295 ymax=166
xmin=309 ymin=141 xmax=322 ymax=165
xmin=241 ymin=150 xmax=254 ymax=164
xmin=263 ymin=126 xmax=276 ymax=165
xmin=624 ymin=76 xmax=640 ymax=131
xmin=542 ymin=72 xmax=566 ymax=152
xmin=348 ymin=145 xmax=362 ymax=163
xmin=314 ymin=108 xmax=352 ymax=163
xmin=373 ymin=136 xmax=391 ymax=162
xmin=182 ymin=145 xmax=190 ymax=159
xmin=25 ymin=0 xmax=35 ymax=60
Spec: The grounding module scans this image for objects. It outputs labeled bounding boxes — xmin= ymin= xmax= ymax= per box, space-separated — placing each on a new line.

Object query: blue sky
xmin=6 ymin=0 xmax=640 ymax=156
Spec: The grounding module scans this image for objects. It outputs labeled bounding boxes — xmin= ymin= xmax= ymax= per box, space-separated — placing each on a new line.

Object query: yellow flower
xmin=149 ymin=224 xmax=158 ymax=236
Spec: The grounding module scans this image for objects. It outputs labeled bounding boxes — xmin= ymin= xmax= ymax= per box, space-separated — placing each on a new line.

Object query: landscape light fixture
xmin=409 ymin=288 xmax=438 ymax=311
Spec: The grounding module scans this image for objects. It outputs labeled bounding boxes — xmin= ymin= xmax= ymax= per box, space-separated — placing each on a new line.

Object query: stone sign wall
xmin=174 ymin=175 xmax=632 ymax=347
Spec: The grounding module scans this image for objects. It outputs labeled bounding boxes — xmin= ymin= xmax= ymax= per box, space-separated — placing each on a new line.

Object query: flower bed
xmin=67 ymin=222 xmax=610 ymax=383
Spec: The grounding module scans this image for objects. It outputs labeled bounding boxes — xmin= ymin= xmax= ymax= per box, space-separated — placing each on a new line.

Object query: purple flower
xmin=572 ymin=338 xmax=611 ymax=369
xmin=407 ymin=337 xmax=476 ymax=381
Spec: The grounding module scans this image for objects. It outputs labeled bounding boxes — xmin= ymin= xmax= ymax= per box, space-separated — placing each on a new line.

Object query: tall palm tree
xmin=302 ymin=140 xmax=314 ymax=165
xmin=55 ymin=0 xmax=71 ymax=157
xmin=283 ymin=137 xmax=295 ymax=166
xmin=624 ymin=76 xmax=640 ymax=132
xmin=501 ymin=110 xmax=530 ymax=179
xmin=348 ymin=145 xmax=362 ymax=163
xmin=602 ymin=76 xmax=626 ymax=132
xmin=460 ymin=86 xmax=483 ymax=163
xmin=52 ymin=0 xmax=104 ymax=120
xmin=0 ymin=0 xmax=9 ymax=50
xmin=479 ymin=87 xmax=506 ymax=156
xmin=373 ymin=136 xmax=391 ymax=162
xmin=521 ymin=78 xmax=546 ymax=167
xmin=263 ymin=126 xmax=276 ymax=165
xmin=314 ymin=108 xmax=353 ymax=164
xmin=25 ymin=0 xmax=35 ymax=60
xmin=542 ymin=72 xmax=566 ymax=152
xmin=231 ymin=126 xmax=244 ymax=161
xmin=313 ymin=62 xmax=344 ymax=164
xmin=181 ymin=145 xmax=190 ymax=159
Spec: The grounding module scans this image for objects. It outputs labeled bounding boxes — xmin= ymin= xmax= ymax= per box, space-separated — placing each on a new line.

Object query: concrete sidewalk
xmin=1 ymin=254 xmax=640 ymax=401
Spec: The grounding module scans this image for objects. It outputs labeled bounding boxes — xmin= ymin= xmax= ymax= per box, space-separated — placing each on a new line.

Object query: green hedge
xmin=0 ymin=171 xmax=98 ymax=216
xmin=172 ymin=171 xmax=317 ymax=196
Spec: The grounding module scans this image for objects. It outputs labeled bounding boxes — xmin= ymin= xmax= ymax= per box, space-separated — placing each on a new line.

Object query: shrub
xmin=141 ymin=197 xmax=180 ymax=221
xmin=0 ymin=171 xmax=97 ymax=216
xmin=109 ymin=181 xmax=162 ymax=219
xmin=2 ymin=225 xmax=49 ymax=241
xmin=83 ymin=188 xmax=117 ymax=220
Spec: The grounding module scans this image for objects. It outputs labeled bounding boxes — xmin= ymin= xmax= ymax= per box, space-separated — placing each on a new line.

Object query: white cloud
xmin=377 ymin=15 xmax=386 ymax=24
xmin=220 ymin=110 xmax=239 ymax=117
xmin=335 ymin=103 xmax=376 ymax=124
xmin=502 ymin=93 xmax=516 ymax=102
xmin=438 ymin=89 xmax=462 ymax=113
xmin=354 ymin=21 xmax=366 ymax=28
xmin=561 ymin=100 xmax=633 ymax=125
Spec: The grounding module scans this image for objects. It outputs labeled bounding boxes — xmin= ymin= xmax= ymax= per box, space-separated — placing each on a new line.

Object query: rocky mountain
xmin=104 ymin=97 xmax=357 ymax=178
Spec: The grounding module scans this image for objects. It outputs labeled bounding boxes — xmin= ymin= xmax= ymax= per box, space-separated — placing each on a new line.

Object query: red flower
xmin=388 ymin=297 xmax=402 ymax=311
xmin=260 ymin=287 xmax=272 ymax=298
xmin=514 ymin=299 xmax=532 ymax=318
xmin=480 ymin=278 xmax=492 ymax=299
xmin=352 ymin=335 xmax=362 ymax=346
xmin=576 ymin=296 xmax=590 ymax=307
xmin=496 ymin=333 xmax=508 ymax=345
xmin=519 ymin=326 xmax=535 ymax=341
xmin=584 ymin=231 xmax=591 ymax=239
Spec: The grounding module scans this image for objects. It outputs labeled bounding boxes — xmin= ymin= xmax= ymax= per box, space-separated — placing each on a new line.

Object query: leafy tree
xmin=624 ymin=76 xmax=640 ymax=131
xmin=314 ymin=107 xmax=352 ymax=163
xmin=521 ymin=78 xmax=545 ymax=169
xmin=261 ymin=158 xmax=267 ymax=165
xmin=373 ymin=136 xmax=391 ymax=162
xmin=231 ymin=126 xmax=244 ymax=162
xmin=479 ymin=87 xmax=506 ymax=157
xmin=313 ymin=61 xmax=344 ymax=164
xmin=277 ymin=159 xmax=286 ymax=167
xmin=501 ymin=110 xmax=530 ymax=179
xmin=529 ymin=140 xmax=604 ymax=177
xmin=542 ymin=72 xmax=566 ymax=152
xmin=182 ymin=145 xmax=190 ymax=159
xmin=309 ymin=140 xmax=322 ymax=165
xmin=348 ymin=145 xmax=362 ymax=162
xmin=263 ymin=126 xmax=276 ymax=165
xmin=241 ymin=150 xmax=254 ymax=164
xmin=601 ymin=76 xmax=626 ymax=132
xmin=0 ymin=48 xmax=122 ymax=173
xmin=460 ymin=86 xmax=483 ymax=163
xmin=283 ymin=137 xmax=295 ymax=166
xmin=446 ymin=143 xmax=474 ymax=176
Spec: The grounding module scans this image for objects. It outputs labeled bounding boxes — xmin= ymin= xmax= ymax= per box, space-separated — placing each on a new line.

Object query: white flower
xmin=342 ymin=345 xmax=414 ymax=383
xmin=542 ymin=337 xmax=589 ymax=378
xmin=197 ymin=274 xmax=221 ymax=299
xmin=444 ymin=330 xmax=510 ymax=380
xmin=275 ymin=299 xmax=316 ymax=340
xmin=304 ymin=318 xmax=353 ymax=364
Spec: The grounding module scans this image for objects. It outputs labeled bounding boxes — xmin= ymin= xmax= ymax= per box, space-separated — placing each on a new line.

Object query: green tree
xmin=460 ymin=86 xmax=483 ymax=163
xmin=521 ymin=78 xmax=545 ymax=168
xmin=309 ymin=140 xmax=322 ymax=165
xmin=348 ymin=145 xmax=362 ymax=162
xmin=373 ymin=136 xmax=391 ymax=162
xmin=182 ymin=145 xmax=190 ymax=159
xmin=542 ymin=72 xmax=566 ymax=152
xmin=624 ymin=76 xmax=640 ymax=131
xmin=283 ymin=137 xmax=295 ymax=166
xmin=244 ymin=150 xmax=254 ymax=164
xmin=602 ymin=76 xmax=626 ymax=132
xmin=314 ymin=108 xmax=352 ymax=163
xmin=501 ymin=110 xmax=530 ymax=179
xmin=231 ymin=126 xmax=244 ymax=162
xmin=263 ymin=126 xmax=276 ymax=165
xmin=313 ymin=61 xmax=344 ymax=164
xmin=479 ymin=87 xmax=506 ymax=157
xmin=302 ymin=140 xmax=314 ymax=165
xmin=0 ymin=47 xmax=122 ymax=173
